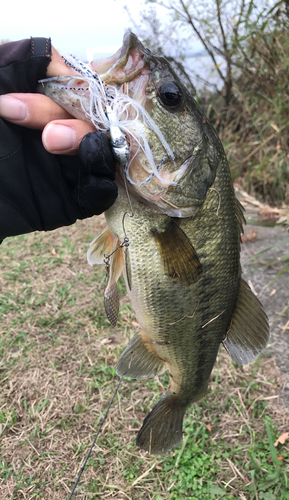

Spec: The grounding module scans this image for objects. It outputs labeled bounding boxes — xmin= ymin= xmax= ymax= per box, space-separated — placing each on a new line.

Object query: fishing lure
xmin=40 ymin=53 xmax=175 ymax=186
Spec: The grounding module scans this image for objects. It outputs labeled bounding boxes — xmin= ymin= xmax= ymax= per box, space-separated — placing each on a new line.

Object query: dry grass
xmin=0 ymin=216 xmax=289 ymax=500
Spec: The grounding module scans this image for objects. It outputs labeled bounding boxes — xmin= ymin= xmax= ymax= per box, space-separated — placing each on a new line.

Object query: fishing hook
xmin=102 ymin=162 xmax=134 ymax=271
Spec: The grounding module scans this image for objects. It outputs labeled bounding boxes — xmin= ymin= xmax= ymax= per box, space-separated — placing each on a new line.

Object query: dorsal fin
xmin=235 ymin=198 xmax=246 ymax=235
xmin=223 ymin=278 xmax=269 ymax=365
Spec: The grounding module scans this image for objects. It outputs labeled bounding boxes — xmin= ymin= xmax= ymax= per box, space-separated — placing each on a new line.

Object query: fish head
xmin=98 ymin=32 xmax=222 ymax=217
xmin=40 ymin=32 xmax=223 ymax=217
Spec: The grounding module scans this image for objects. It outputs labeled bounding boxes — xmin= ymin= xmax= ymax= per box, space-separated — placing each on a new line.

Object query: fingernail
xmin=0 ymin=95 xmax=28 ymax=121
xmin=43 ymin=124 xmax=77 ymax=152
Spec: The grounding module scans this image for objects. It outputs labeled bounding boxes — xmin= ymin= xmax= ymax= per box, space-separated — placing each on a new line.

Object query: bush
xmin=129 ymin=0 xmax=289 ymax=204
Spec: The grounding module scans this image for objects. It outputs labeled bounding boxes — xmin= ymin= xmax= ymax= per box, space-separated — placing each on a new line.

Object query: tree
xmin=127 ymin=0 xmax=289 ymax=202
xmin=127 ymin=0 xmax=285 ymax=108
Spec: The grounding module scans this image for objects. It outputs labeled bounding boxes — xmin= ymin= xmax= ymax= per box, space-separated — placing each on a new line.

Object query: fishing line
xmin=101 ymin=154 xmax=134 ymax=290
xmin=122 ymin=166 xmax=134 ymax=231
xmin=208 ymin=187 xmax=222 ymax=217
xmin=102 ymin=166 xmax=134 ymax=271
xmin=67 ymin=376 xmax=123 ymax=500
xmin=45 ymin=53 xmax=176 ymax=187
xmin=86 ymin=72 xmax=176 ymax=187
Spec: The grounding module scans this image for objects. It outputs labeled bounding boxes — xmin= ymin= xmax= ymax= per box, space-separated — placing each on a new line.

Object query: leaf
xmin=206 ymin=424 xmax=212 ymax=432
xmin=259 ymin=470 xmax=280 ymax=491
xmin=271 ymin=123 xmax=280 ymax=133
xmin=259 ymin=493 xmax=277 ymax=500
xmin=241 ymin=229 xmax=258 ymax=243
xmin=208 ymin=484 xmax=226 ymax=497
xmin=259 ymin=210 xmax=279 ymax=221
xmin=274 ymin=432 xmax=289 ymax=447
xmin=266 ymin=422 xmax=280 ymax=467
xmin=268 ymin=455 xmax=284 ymax=463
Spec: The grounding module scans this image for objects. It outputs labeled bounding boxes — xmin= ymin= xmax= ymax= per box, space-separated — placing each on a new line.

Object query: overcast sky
xmin=1 ymin=0 xmax=144 ymax=60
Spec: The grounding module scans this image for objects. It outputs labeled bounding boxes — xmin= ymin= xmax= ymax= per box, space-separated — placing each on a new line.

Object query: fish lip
xmin=121 ymin=31 xmax=146 ymax=62
xmin=101 ymin=32 xmax=147 ymax=85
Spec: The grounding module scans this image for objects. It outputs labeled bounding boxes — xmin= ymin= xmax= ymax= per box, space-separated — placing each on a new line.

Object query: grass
xmin=0 ymin=216 xmax=288 ymax=500
xmin=194 ymin=16 xmax=289 ymax=206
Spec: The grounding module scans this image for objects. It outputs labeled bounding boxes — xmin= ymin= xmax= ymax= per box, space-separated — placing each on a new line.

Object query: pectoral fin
xmin=151 ymin=219 xmax=202 ymax=285
xmin=116 ymin=329 xmax=167 ymax=379
xmin=223 ymin=278 xmax=269 ymax=365
xmin=87 ymin=227 xmax=115 ymax=265
xmin=104 ymin=237 xmax=124 ymax=326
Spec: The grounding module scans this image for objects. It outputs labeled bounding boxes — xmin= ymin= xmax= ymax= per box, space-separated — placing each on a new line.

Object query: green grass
xmin=0 ymin=217 xmax=288 ymax=500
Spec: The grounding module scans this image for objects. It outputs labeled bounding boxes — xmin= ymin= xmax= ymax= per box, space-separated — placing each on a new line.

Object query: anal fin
xmin=223 ymin=278 xmax=269 ymax=365
xmin=116 ymin=329 xmax=167 ymax=379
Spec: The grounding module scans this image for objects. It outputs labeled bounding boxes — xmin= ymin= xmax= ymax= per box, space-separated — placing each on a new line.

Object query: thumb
xmin=42 ymin=119 xmax=95 ymax=155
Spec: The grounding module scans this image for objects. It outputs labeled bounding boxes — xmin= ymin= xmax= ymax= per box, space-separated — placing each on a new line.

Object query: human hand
xmin=0 ymin=38 xmax=117 ymax=239
xmin=0 ymin=45 xmax=95 ymax=154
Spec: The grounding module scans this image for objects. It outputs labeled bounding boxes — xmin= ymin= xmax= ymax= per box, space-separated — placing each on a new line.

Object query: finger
xmin=42 ymin=119 xmax=96 ymax=155
xmin=0 ymin=93 xmax=73 ymax=129
xmin=46 ymin=45 xmax=81 ymax=77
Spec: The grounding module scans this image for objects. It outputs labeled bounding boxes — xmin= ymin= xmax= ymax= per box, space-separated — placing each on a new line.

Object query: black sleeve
xmin=0 ymin=38 xmax=117 ymax=240
xmin=0 ymin=38 xmax=52 ymax=93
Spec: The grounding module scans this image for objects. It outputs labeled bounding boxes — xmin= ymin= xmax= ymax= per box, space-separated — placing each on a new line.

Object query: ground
xmin=236 ymin=187 xmax=289 ymax=405
xmin=0 ymin=189 xmax=288 ymax=500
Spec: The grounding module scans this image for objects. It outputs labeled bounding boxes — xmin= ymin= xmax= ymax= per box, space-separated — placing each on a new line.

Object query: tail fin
xmin=136 ymin=393 xmax=187 ymax=455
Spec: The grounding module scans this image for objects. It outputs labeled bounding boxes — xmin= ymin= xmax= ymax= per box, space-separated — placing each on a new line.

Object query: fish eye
xmin=159 ymin=82 xmax=183 ymax=108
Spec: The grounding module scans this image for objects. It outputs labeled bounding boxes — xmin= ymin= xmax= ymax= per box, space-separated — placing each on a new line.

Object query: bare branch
xmin=216 ymin=0 xmax=228 ymax=55
xmin=178 ymin=0 xmax=226 ymax=83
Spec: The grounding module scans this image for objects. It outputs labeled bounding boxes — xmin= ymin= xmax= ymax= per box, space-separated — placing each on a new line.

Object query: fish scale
xmin=106 ymin=182 xmax=237 ymax=393
xmin=42 ymin=31 xmax=269 ymax=455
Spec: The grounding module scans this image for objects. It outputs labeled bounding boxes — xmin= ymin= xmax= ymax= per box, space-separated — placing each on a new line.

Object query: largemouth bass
xmin=42 ymin=32 xmax=269 ymax=455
